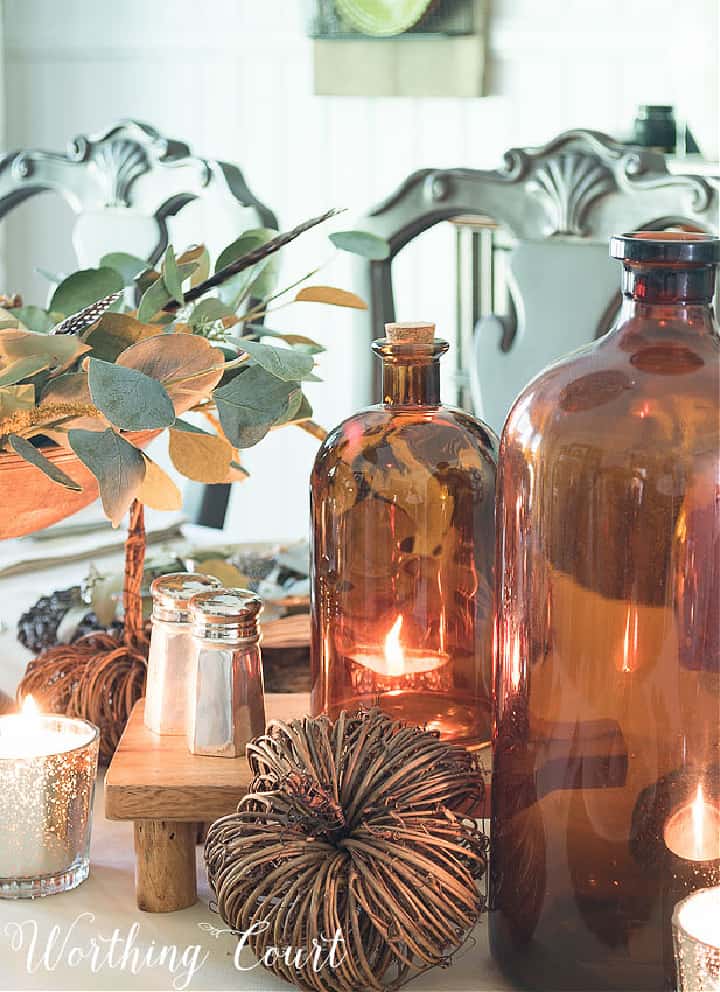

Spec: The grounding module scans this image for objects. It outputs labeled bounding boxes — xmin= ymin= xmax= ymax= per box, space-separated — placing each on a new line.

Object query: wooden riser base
xmin=106 ymin=695 xmax=491 ymax=912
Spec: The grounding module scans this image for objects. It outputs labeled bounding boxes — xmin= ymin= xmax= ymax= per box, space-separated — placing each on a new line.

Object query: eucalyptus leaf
xmin=34 ymin=369 xmax=107 ymax=436
xmin=88 ymin=358 xmax=175 ymax=430
xmin=276 ymin=389 xmax=305 ymax=425
xmin=0 ymin=328 xmax=89 ymax=367
xmin=291 ymin=393 xmax=314 ymax=422
xmin=99 ymin=252 xmax=149 ymax=286
xmin=237 ymin=339 xmax=316 ymax=382
xmin=191 ymin=250 xmax=210 ymax=287
xmin=50 ymin=267 xmax=124 ymax=317
xmin=9 ymin=306 xmax=54 ymax=333
xmin=0 ymin=384 xmax=35 ymax=417
xmin=8 ymin=434 xmax=82 ymax=491
xmin=116 ymin=334 xmax=226 ymax=415
xmin=0 ymin=355 xmax=50 ymax=387
xmin=168 ymin=425 xmax=232 ymax=483
xmin=218 ymin=258 xmax=272 ymax=307
xmin=329 ymin=230 xmax=391 ymax=260
xmin=68 ymin=428 xmax=146 ymax=527
xmin=84 ymin=312 xmax=162 ymax=362
xmin=251 ymin=327 xmax=325 ymax=354
xmin=36 ymin=267 xmax=65 ymax=285
xmin=188 ymin=298 xmax=235 ymax=332
xmin=249 ymin=252 xmax=280 ymax=300
xmin=136 ymin=267 xmax=160 ymax=294
xmin=295 ymin=285 xmax=367 ymax=309
xmin=172 ymin=418 xmax=214 ymax=436
xmin=40 ymin=371 xmax=92 ymax=405
xmin=177 ymin=245 xmax=210 ymax=287
xmin=137 ymin=259 xmax=199 ymax=321
xmin=214 ymin=365 xmax=298 ymax=449
xmin=215 ymin=229 xmax=277 ymax=274
xmin=162 ymin=246 xmax=184 ymax=305
xmin=137 ymin=275 xmax=172 ymax=323
xmin=215 ymin=228 xmax=278 ymax=307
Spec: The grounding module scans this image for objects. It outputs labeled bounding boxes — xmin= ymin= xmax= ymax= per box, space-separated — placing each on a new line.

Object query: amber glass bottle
xmin=310 ymin=322 xmax=497 ymax=745
xmin=490 ymin=233 xmax=720 ymax=990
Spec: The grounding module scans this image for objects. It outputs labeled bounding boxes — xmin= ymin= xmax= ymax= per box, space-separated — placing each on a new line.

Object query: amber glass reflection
xmin=490 ymin=233 xmax=720 ymax=990
xmin=310 ymin=336 xmax=497 ymax=744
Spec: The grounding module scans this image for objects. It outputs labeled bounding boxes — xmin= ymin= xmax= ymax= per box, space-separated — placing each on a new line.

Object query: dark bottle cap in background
xmin=633 ymin=104 xmax=677 ymax=153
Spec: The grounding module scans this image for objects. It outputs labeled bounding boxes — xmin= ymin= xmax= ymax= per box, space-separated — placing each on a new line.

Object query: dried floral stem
xmin=241 ymin=265 xmax=325 ymax=324
xmin=162 ymin=209 xmax=343 ymax=314
xmin=295 ymin=418 xmax=327 ymax=441
xmin=0 ymin=402 xmax=99 ymax=440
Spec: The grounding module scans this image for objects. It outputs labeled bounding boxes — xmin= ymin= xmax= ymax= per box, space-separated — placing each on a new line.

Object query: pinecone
xmin=17 ymin=586 xmax=123 ymax=654
xmin=18 ymin=586 xmax=83 ymax=653
xmin=73 ymin=613 xmax=124 ymax=643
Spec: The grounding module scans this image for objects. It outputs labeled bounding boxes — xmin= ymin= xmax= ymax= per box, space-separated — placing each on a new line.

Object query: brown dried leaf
xmin=295 ymin=285 xmax=367 ymax=309
xmin=168 ymin=426 xmax=232 ymax=483
xmin=116 ymin=334 xmax=225 ymax=415
xmin=84 ymin=312 xmax=162 ymax=362
xmin=138 ymin=456 xmax=183 ymax=511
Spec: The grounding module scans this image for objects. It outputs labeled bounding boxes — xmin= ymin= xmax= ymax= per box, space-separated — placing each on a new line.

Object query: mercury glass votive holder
xmin=0 ymin=713 xmax=99 ymax=898
xmin=673 ymin=887 xmax=720 ymax=991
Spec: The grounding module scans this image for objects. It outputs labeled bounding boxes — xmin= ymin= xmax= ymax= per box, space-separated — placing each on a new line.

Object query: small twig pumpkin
xmin=205 ymin=708 xmax=488 ymax=992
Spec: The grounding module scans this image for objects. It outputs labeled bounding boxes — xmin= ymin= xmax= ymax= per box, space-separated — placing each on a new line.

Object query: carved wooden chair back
xmin=0 ymin=120 xmax=278 ymax=527
xmin=353 ymin=130 xmax=718 ymax=434
xmin=0 ymin=119 xmax=277 ymax=271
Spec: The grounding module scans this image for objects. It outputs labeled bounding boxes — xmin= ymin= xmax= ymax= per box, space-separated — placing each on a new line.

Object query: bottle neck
xmin=374 ymin=339 xmax=448 ymax=407
xmin=617 ymin=263 xmax=718 ymax=335
xmin=382 ymin=360 xmax=442 ymax=406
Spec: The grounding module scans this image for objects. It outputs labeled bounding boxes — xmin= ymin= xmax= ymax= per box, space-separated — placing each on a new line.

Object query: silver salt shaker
xmin=186 ymin=588 xmax=266 ymax=757
xmin=144 ymin=572 xmax=222 ymax=736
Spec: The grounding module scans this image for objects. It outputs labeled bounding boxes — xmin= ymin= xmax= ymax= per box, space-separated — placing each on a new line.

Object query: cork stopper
xmin=384 ymin=321 xmax=435 ymax=344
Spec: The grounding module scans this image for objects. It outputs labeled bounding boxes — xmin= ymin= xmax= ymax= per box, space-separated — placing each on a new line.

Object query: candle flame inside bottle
xmin=384 ymin=616 xmax=405 ymax=677
xmin=620 ymin=606 xmax=638 ymax=673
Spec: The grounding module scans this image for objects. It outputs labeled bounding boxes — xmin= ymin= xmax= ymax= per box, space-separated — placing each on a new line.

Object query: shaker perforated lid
xmin=384 ymin=321 xmax=435 ymax=343
xmin=150 ymin=572 xmax=222 ymax=624
xmin=189 ymin=587 xmax=263 ymax=642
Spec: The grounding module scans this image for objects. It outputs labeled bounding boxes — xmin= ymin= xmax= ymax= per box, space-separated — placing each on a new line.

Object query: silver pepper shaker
xmin=186 ymin=588 xmax=266 ymax=757
xmin=144 ymin=572 xmax=222 ymax=736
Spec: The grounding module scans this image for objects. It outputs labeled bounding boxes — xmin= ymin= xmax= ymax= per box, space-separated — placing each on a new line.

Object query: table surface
xmin=0 ymin=530 xmax=511 ymax=991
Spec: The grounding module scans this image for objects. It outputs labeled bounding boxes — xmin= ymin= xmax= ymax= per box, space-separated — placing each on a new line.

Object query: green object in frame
xmin=336 ymin=0 xmax=434 ymax=36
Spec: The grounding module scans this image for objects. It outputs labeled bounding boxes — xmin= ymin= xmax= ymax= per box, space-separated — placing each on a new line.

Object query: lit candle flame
xmin=692 ymin=783 xmax=706 ymax=861
xmin=384 ymin=616 xmax=405 ymax=677
xmin=510 ymin=636 xmax=522 ymax=691
xmin=620 ymin=606 xmax=638 ymax=673
xmin=21 ymin=695 xmax=39 ymax=719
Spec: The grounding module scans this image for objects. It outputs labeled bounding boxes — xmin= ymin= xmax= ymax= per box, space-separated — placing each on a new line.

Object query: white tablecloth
xmin=0 ymin=532 xmax=511 ymax=992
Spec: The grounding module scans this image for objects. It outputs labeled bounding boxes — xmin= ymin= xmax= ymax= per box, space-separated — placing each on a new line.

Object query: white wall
xmin=2 ymin=0 xmax=718 ymax=539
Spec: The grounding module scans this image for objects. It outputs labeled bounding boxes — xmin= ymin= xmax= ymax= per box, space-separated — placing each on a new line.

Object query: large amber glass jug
xmin=490 ymin=233 xmax=720 ymax=990
xmin=310 ymin=321 xmax=497 ymax=745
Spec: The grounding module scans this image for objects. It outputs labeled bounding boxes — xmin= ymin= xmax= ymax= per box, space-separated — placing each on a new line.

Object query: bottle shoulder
xmin=503 ymin=329 xmax=719 ymax=460
xmin=312 ymin=403 xmax=498 ymax=478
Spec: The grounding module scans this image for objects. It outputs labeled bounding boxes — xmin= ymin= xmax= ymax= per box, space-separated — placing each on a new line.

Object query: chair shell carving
xmin=352 ymin=129 xmax=718 ymax=431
